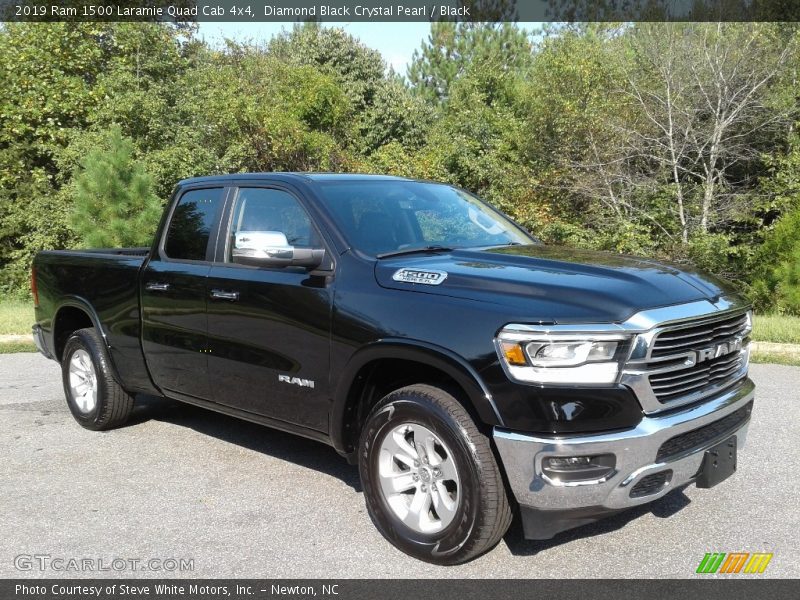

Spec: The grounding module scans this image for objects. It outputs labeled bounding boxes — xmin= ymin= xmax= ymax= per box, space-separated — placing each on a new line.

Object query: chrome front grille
xmin=646 ymin=310 xmax=750 ymax=405
xmin=622 ymin=307 xmax=752 ymax=413
xmin=650 ymin=312 xmax=750 ymax=359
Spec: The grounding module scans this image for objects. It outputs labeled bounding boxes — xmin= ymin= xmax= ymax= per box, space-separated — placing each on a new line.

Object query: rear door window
xmin=164 ymin=188 xmax=224 ymax=261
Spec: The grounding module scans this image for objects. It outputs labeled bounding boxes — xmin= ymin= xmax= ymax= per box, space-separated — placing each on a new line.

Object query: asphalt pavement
xmin=1 ymin=353 xmax=797 ymax=578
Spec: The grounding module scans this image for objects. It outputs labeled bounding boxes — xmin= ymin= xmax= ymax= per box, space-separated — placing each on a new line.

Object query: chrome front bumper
xmin=493 ymin=377 xmax=754 ymax=538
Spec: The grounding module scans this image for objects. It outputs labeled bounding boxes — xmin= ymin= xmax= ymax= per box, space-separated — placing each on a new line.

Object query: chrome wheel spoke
xmin=403 ymin=488 xmax=432 ymax=530
xmin=424 ymin=435 xmax=438 ymax=464
xmin=438 ymin=454 xmax=459 ymax=482
xmin=69 ymin=371 xmax=82 ymax=388
xmin=76 ymin=393 xmax=90 ymax=412
xmin=379 ymin=471 xmax=417 ymax=496
xmin=383 ymin=427 xmax=419 ymax=465
xmin=431 ymin=483 xmax=457 ymax=521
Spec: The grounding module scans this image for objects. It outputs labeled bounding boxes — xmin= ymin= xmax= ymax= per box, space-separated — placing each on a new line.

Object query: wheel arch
xmin=330 ymin=340 xmax=503 ymax=457
xmin=52 ymin=297 xmax=122 ymax=384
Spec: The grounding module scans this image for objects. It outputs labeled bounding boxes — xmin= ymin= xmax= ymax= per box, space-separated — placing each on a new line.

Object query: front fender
xmin=329 ymin=338 xmax=504 ymax=455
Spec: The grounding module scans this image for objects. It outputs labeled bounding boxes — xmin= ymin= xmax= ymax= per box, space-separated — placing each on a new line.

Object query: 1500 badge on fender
xmin=392 ymin=268 xmax=448 ymax=285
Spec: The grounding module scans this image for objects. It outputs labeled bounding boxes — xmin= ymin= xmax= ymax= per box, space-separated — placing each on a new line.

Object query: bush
xmin=774 ymin=245 xmax=800 ymax=312
xmin=0 ymin=171 xmax=77 ymax=297
xmin=685 ymin=233 xmax=740 ymax=277
xmin=537 ymin=220 xmax=598 ymax=249
xmin=751 ymin=207 xmax=800 ymax=314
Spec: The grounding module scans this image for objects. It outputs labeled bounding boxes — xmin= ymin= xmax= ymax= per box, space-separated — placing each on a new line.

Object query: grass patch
xmin=752 ymin=314 xmax=800 ymax=345
xmin=751 ymin=350 xmax=800 ymax=367
xmin=0 ymin=340 xmax=37 ymax=353
xmin=0 ymin=299 xmax=33 ymax=335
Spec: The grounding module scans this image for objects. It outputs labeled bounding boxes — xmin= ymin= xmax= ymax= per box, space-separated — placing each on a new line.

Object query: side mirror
xmin=232 ymin=231 xmax=325 ymax=270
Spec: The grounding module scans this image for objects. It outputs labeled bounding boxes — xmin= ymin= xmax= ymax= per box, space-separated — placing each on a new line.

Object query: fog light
xmin=546 ymin=456 xmax=592 ymax=469
xmin=542 ymin=454 xmax=616 ymax=483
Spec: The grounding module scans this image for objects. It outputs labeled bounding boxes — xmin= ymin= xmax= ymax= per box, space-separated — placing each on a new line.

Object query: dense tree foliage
xmin=1 ymin=21 xmax=800 ymax=313
xmin=407 ymin=22 xmax=533 ymax=103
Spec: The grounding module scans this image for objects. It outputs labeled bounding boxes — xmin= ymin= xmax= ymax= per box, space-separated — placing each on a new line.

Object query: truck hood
xmin=374 ymin=244 xmax=739 ymax=324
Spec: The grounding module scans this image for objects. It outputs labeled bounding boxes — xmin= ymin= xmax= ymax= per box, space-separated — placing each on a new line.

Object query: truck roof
xmin=177 ymin=173 xmax=411 ymax=186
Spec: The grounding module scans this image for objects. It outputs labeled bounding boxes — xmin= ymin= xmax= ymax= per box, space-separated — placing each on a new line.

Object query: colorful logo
xmin=696 ymin=552 xmax=773 ymax=574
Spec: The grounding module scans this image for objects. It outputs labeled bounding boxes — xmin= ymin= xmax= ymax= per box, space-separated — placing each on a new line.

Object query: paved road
xmin=1 ymin=354 xmax=797 ymax=578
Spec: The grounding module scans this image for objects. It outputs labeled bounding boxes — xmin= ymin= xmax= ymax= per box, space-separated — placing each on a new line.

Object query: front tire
xmin=61 ymin=328 xmax=134 ymax=431
xmin=358 ymin=384 xmax=512 ymax=565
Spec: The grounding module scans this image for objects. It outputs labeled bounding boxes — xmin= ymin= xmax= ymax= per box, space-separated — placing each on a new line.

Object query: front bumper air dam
xmin=493 ymin=377 xmax=755 ymax=540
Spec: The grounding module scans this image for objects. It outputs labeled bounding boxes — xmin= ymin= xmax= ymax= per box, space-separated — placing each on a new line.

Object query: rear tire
xmin=61 ymin=328 xmax=134 ymax=431
xmin=358 ymin=384 xmax=512 ymax=565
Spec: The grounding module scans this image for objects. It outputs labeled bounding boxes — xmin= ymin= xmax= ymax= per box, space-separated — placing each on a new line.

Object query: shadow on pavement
xmin=128 ymin=394 xmax=362 ymax=492
xmin=127 ymin=393 xmax=695 ymax=556
xmin=504 ymin=487 xmax=692 ymax=556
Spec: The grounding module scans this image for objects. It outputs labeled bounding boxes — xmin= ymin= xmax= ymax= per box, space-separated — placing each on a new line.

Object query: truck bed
xmin=33 ymin=247 xmax=156 ymax=395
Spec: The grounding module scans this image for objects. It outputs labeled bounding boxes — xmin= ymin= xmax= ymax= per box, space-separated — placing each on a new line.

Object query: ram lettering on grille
xmin=695 ymin=338 xmax=743 ymax=364
xmin=645 ymin=311 xmax=750 ymax=406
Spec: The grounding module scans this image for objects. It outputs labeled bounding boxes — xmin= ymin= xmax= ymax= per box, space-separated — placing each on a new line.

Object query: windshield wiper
xmin=376 ymin=245 xmax=455 ymax=259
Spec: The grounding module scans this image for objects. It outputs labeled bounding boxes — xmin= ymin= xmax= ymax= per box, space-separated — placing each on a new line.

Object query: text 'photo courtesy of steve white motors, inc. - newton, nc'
xmin=14 ymin=583 xmax=339 ymax=598
xmin=11 ymin=3 xmax=472 ymax=19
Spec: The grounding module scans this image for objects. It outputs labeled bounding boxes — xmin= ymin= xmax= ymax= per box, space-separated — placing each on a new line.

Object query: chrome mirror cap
xmin=232 ymin=230 xmax=324 ymax=269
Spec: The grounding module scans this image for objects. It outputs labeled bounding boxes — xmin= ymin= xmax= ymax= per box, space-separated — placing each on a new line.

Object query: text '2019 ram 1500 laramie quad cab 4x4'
xmin=32 ymin=173 xmax=755 ymax=564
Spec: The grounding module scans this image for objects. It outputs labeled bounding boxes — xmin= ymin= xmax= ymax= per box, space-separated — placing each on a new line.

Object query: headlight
xmin=526 ymin=340 xmax=619 ymax=366
xmin=496 ymin=328 xmax=630 ymax=385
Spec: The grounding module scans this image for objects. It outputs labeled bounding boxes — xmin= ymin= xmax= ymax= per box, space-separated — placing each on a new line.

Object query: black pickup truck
xmin=32 ymin=173 xmax=755 ymax=564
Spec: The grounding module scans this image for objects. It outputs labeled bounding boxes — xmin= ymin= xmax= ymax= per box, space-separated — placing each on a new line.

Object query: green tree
xmin=407 ymin=23 xmax=533 ymax=104
xmin=0 ymin=22 xmax=199 ymax=292
xmin=70 ymin=127 xmax=162 ymax=248
xmin=269 ymin=23 xmax=385 ymax=111
xmin=358 ymin=76 xmax=432 ymax=154
xmin=49 ymin=23 xmax=205 ymax=199
xmin=187 ymin=44 xmax=355 ymax=173
xmin=407 ymin=64 xmax=538 ymax=226
xmin=268 ymin=24 xmax=429 ymax=157
xmin=0 ymin=23 xmax=106 ymax=291
xmin=516 ymin=24 xmax=628 ymax=240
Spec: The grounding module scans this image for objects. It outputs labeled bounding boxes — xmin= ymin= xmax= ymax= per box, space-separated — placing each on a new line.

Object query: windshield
xmin=315 ymin=180 xmax=535 ymax=257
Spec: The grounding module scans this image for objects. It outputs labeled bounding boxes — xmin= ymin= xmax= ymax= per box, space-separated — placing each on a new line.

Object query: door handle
xmin=210 ymin=289 xmax=239 ymax=301
xmin=145 ymin=282 xmax=170 ymax=292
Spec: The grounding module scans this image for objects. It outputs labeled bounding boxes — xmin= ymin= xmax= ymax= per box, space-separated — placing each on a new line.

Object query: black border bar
xmin=3 ymin=0 xmax=800 ymax=22
xmin=3 ymin=579 xmax=800 ymax=600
